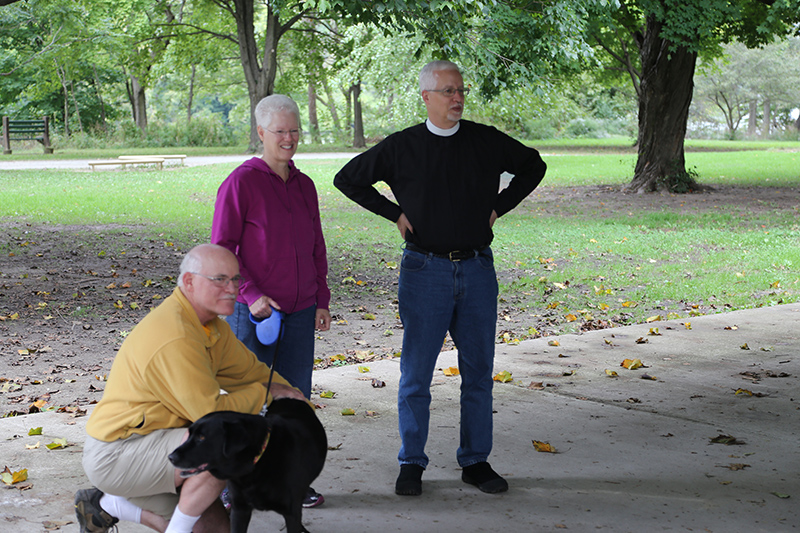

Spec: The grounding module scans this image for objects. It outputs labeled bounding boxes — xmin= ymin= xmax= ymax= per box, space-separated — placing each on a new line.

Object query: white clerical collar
xmin=426 ymin=119 xmax=460 ymax=137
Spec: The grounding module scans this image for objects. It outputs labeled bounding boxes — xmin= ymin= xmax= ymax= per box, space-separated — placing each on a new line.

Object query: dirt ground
xmin=1 ymin=184 xmax=799 ymax=416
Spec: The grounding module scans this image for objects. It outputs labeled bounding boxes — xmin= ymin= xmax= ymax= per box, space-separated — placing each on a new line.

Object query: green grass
xmin=1 ymin=149 xmax=799 ymax=339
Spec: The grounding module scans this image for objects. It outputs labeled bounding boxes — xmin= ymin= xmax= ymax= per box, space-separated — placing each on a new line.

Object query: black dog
xmin=169 ymin=398 xmax=327 ymax=533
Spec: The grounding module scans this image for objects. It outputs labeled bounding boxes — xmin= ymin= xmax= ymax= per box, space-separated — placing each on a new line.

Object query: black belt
xmin=405 ymin=243 xmax=484 ymax=261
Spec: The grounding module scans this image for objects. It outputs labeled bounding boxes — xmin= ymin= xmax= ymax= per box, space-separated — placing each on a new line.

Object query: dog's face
xmin=168 ymin=411 xmax=266 ymax=480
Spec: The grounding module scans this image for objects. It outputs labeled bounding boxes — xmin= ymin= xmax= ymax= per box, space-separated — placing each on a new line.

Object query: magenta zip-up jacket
xmin=211 ymin=157 xmax=330 ymax=314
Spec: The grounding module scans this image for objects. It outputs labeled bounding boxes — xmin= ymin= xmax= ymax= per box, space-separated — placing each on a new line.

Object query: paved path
xmin=0 ymin=153 xmax=356 ymax=170
xmin=1 ymin=304 xmax=798 ymax=532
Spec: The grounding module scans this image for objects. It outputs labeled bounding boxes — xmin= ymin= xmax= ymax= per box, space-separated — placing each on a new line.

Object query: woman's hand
xmin=249 ymin=296 xmax=281 ymax=319
xmin=315 ymin=308 xmax=331 ymax=331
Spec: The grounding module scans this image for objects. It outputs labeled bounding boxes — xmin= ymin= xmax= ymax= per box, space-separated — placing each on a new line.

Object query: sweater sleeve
xmin=333 ymin=142 xmax=404 ymax=223
xmin=493 ymin=131 xmax=547 ymax=217
xmin=211 ymin=171 xmax=264 ymax=306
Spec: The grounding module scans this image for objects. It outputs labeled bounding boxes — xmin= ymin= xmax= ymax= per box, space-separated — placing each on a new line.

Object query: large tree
xmin=310 ymin=0 xmax=800 ymax=192
xmin=589 ymin=0 xmax=800 ymax=192
xmin=173 ymin=0 xmax=309 ymax=151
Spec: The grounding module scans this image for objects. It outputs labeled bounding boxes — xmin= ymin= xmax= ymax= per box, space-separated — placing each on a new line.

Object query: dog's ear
xmin=221 ymin=420 xmax=250 ymax=458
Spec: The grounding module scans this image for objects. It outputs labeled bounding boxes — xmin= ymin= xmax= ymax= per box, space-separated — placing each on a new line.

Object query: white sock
xmin=164 ymin=506 xmax=201 ymax=533
xmin=99 ymin=493 xmax=142 ymax=524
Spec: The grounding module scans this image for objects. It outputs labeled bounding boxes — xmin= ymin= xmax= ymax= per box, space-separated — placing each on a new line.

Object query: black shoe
xmin=75 ymin=488 xmax=119 ymax=532
xmin=303 ymin=486 xmax=325 ymax=508
xmin=462 ymin=462 xmax=508 ymax=494
xmin=395 ymin=464 xmax=424 ymax=496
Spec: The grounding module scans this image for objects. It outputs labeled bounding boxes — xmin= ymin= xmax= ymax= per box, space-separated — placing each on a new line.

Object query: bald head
xmin=178 ymin=244 xmax=234 ymax=287
xmin=178 ymin=244 xmax=240 ymax=324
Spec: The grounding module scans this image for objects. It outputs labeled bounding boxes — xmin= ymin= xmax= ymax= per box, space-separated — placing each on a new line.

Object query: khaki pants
xmin=82 ymin=429 xmax=187 ymax=520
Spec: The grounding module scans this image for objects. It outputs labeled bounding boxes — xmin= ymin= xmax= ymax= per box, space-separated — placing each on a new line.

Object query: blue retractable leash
xmin=250 ymin=310 xmax=284 ymax=416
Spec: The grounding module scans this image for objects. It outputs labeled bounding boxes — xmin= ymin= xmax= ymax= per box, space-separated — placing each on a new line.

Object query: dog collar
xmin=253 ymin=429 xmax=271 ymax=464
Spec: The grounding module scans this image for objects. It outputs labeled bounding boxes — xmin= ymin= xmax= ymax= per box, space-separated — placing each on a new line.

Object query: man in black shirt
xmin=334 ymin=60 xmax=547 ymax=496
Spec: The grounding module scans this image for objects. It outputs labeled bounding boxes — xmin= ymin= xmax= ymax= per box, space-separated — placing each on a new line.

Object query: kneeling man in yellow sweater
xmin=75 ymin=243 xmax=306 ymax=533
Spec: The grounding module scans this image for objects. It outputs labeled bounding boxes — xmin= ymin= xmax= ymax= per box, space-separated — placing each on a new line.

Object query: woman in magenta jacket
xmin=211 ymin=94 xmax=331 ymax=507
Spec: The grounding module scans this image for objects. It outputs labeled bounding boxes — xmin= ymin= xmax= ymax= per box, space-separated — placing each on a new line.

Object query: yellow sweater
xmin=86 ymin=287 xmax=292 ymax=442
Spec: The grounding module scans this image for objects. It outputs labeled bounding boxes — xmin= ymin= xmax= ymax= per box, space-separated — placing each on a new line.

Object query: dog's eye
xmin=196 ymin=435 xmax=205 ymax=442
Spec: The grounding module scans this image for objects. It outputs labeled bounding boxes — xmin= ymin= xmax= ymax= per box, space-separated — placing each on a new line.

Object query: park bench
xmin=118 ymin=154 xmax=187 ymax=165
xmin=88 ymin=158 xmax=165 ymax=171
xmin=2 ymin=116 xmax=53 ymax=154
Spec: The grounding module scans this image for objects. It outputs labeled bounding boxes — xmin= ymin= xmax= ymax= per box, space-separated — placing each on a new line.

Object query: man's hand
xmin=249 ymin=295 xmax=281 ymax=319
xmin=396 ymin=212 xmax=414 ymax=239
xmin=315 ymin=308 xmax=331 ymax=331
xmin=266 ymin=382 xmax=306 ymax=402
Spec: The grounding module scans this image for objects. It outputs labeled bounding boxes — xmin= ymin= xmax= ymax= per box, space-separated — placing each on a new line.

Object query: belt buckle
xmin=449 ymin=251 xmax=463 ymax=261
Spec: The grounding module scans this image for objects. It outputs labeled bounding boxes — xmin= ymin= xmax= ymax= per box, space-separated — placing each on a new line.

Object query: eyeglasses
xmin=190 ymin=272 xmax=243 ymax=288
xmin=427 ymin=87 xmax=470 ymax=97
xmin=267 ymin=129 xmax=301 ymax=138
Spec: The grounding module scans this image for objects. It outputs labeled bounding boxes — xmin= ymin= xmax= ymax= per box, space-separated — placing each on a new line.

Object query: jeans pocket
xmin=401 ymin=250 xmax=428 ymax=272
xmin=477 ymin=249 xmax=494 ymax=271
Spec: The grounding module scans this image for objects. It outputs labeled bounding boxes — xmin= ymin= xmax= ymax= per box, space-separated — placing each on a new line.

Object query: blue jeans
xmin=226 ymin=302 xmax=316 ymax=399
xmin=397 ymin=247 xmax=498 ymax=469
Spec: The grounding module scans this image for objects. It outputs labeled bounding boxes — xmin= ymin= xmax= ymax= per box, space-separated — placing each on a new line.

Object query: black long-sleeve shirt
xmin=333 ymin=120 xmax=547 ymax=254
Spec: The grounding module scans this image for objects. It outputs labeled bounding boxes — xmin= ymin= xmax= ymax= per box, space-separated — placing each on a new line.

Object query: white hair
xmin=254 ymin=94 xmax=301 ymax=131
xmin=419 ymin=60 xmax=461 ymax=94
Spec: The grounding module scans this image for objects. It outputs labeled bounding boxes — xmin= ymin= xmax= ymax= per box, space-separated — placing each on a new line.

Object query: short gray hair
xmin=254 ymin=94 xmax=301 ymax=131
xmin=419 ymin=60 xmax=461 ymax=94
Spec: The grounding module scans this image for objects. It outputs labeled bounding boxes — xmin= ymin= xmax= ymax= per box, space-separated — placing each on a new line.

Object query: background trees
xmin=2 ymin=0 xmax=799 ymax=183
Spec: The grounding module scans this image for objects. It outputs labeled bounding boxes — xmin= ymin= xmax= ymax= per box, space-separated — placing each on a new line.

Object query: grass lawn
xmin=1 ymin=143 xmax=799 ymax=340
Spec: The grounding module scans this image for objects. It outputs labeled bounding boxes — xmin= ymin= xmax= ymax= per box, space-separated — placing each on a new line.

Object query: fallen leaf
xmin=605 ymin=369 xmax=618 ymax=377
xmin=771 ymin=492 xmax=790 ymax=499
xmin=532 ymin=440 xmax=557 ymax=453
xmin=740 ymin=343 xmax=750 ymax=350
xmin=710 ymin=434 xmax=745 ymax=445
xmin=42 ymin=520 xmax=72 ymax=530
xmin=635 ymin=337 xmax=648 ymax=344
xmin=25 ymin=442 xmax=40 ymax=450
xmin=720 ymin=463 xmax=750 ymax=471
xmin=442 ymin=366 xmax=460 ymax=376
xmin=621 ymin=358 xmax=644 ymax=370
xmin=371 ymin=379 xmax=385 ymax=388
xmin=357 ymin=366 xmax=370 ymax=373
xmin=641 ymin=374 xmax=657 ymax=380
xmin=46 ymin=438 xmax=69 ymax=450
xmin=528 ymin=382 xmax=545 ymax=390
xmin=319 ymin=391 xmax=336 ymax=399
xmin=28 ymin=427 xmax=42 ymax=436
xmin=340 ymin=408 xmax=356 ymax=416
xmin=734 ymin=388 xmax=753 ymax=396
xmin=548 ymin=340 xmax=560 ymax=347
xmin=493 ymin=370 xmax=513 ymax=383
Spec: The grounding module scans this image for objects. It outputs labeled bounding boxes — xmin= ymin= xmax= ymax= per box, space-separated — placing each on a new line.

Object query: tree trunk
xmin=352 ymin=81 xmax=366 ymax=148
xmin=625 ymin=16 xmax=699 ymax=194
xmin=55 ymin=62 xmax=70 ymax=137
xmin=70 ymin=80 xmax=83 ymax=133
xmin=308 ymin=81 xmax=320 ymax=143
xmin=131 ymin=75 xmax=148 ymax=133
xmin=229 ymin=0 xmax=304 ymax=152
xmin=748 ymin=100 xmax=758 ymax=137
xmin=187 ymin=64 xmax=196 ymax=124
xmin=322 ymin=78 xmax=340 ymax=132
xmin=762 ymin=99 xmax=771 ymax=137
xmin=92 ymin=65 xmax=107 ymax=132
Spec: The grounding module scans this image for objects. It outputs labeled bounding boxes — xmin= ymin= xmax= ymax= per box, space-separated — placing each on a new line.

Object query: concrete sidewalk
xmin=0 ymin=152 xmax=356 ymax=170
xmin=2 ymin=304 xmax=798 ymax=532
